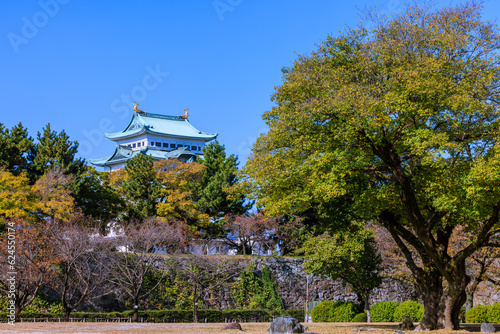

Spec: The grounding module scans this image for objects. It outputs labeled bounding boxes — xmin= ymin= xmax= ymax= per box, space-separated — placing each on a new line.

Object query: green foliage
xmin=370 ymin=301 xmax=399 ymax=322
xmin=0 ymin=295 xmax=51 ymax=313
xmin=196 ymin=141 xmax=251 ymax=237
xmin=0 ymin=122 xmax=34 ymax=176
xmin=393 ymin=301 xmax=424 ymax=322
xmin=232 ymin=263 xmax=282 ymax=314
xmin=24 ymin=296 xmax=49 ymax=313
xmin=48 ymin=301 xmax=64 ymax=314
xmin=242 ymin=2 xmax=500 ymax=327
xmin=123 ymin=154 xmax=161 ymax=220
xmin=30 ymin=123 xmax=85 ymax=181
xmin=142 ymin=269 xmax=176 ymax=310
xmin=352 ymin=312 xmax=368 ymax=322
xmin=465 ymin=305 xmax=489 ymax=323
xmin=232 ymin=262 xmax=260 ymax=309
xmin=0 ymin=295 xmax=8 ymax=311
xmin=328 ymin=302 xmax=357 ymax=322
xmin=283 ymin=309 xmax=304 ymax=320
xmin=311 ymin=301 xmax=333 ymax=322
xmin=72 ymin=166 xmax=123 ymax=229
xmin=488 ymin=302 xmax=500 ymax=323
xmin=250 ymin=264 xmax=283 ymax=313
xmin=303 ymin=225 xmax=382 ymax=305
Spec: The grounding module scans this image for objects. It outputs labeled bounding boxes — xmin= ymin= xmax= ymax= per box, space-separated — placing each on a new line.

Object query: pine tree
xmin=0 ymin=122 xmax=34 ymax=175
xmin=30 ymin=123 xmax=85 ymax=181
xmin=123 ymin=153 xmax=161 ymax=221
xmin=196 ymin=141 xmax=250 ymax=233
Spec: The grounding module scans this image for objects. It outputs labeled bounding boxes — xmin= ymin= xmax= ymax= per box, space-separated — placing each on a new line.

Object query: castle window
xmin=170 ymin=143 xmax=176 ymax=149
xmin=151 ymin=141 xmax=154 ymax=146
xmin=191 ymin=146 xmax=196 ymax=151
xmin=177 ymin=144 xmax=182 ymax=148
xmin=163 ymin=143 xmax=168 ymax=148
xmin=138 ymin=142 xmax=141 ymax=147
xmin=198 ymin=146 xmax=201 ymax=151
xmin=156 ymin=142 xmax=161 ymax=147
xmin=133 ymin=143 xmax=136 ymax=148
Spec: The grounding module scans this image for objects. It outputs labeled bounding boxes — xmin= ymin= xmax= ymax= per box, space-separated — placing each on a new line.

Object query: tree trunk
xmin=435 ymin=259 xmax=470 ymax=330
xmin=364 ymin=294 xmax=371 ymax=323
xmin=64 ymin=308 xmax=71 ymax=322
xmin=133 ymin=307 xmax=138 ymax=322
xmin=14 ymin=303 xmax=22 ymax=322
xmin=133 ymin=296 xmax=139 ymax=322
xmin=193 ymin=298 xmax=198 ymax=323
xmin=440 ymin=289 xmax=466 ymax=330
xmin=193 ymin=284 xmax=198 ymax=323
xmin=465 ymin=290 xmax=474 ymax=312
xmin=439 ymin=268 xmax=469 ymax=330
xmin=415 ymin=270 xmax=443 ymax=330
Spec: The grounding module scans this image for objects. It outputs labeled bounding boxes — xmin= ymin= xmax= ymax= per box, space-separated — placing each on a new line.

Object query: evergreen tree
xmin=196 ymin=141 xmax=250 ymax=233
xmin=123 ymin=153 xmax=161 ymax=221
xmin=0 ymin=123 xmax=34 ymax=175
xmin=30 ymin=123 xmax=85 ymax=181
xmin=72 ymin=166 xmax=124 ymax=231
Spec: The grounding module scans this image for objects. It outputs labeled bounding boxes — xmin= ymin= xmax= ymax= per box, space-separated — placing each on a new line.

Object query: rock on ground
xmin=221 ymin=322 xmax=243 ymax=330
xmin=268 ymin=317 xmax=308 ymax=334
xmin=399 ymin=316 xmax=415 ymax=330
xmin=481 ymin=322 xmax=496 ymax=333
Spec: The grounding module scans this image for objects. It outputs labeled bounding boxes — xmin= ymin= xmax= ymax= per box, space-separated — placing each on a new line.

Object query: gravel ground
xmin=0 ymin=322 xmax=480 ymax=334
xmin=0 ymin=322 xmax=397 ymax=334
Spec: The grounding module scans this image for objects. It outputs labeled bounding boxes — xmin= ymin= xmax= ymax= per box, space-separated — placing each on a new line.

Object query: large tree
xmin=243 ymin=2 xmax=500 ymax=330
xmin=0 ymin=123 xmax=34 ymax=175
xmin=107 ymin=218 xmax=187 ymax=322
xmin=53 ymin=221 xmax=112 ymax=321
xmin=174 ymin=255 xmax=240 ymax=322
xmin=30 ymin=123 xmax=85 ymax=181
xmin=72 ymin=166 xmax=124 ymax=231
xmin=155 ymin=160 xmax=209 ymax=233
xmin=0 ymin=219 xmax=57 ymax=321
xmin=122 ymin=154 xmax=161 ymax=221
xmin=196 ymin=141 xmax=251 ymax=237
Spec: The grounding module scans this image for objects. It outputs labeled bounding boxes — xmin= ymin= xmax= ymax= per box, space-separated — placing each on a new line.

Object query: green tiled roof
xmin=89 ymin=145 xmax=199 ymax=167
xmin=105 ymin=112 xmax=218 ymax=141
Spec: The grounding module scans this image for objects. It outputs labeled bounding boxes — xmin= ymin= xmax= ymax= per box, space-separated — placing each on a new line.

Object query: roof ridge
xmin=140 ymin=112 xmax=183 ymax=121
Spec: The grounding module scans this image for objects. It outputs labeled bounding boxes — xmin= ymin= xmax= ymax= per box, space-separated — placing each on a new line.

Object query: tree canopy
xmin=303 ymin=225 xmax=382 ymax=320
xmin=196 ymin=141 xmax=251 ymax=226
xmin=0 ymin=123 xmax=34 ymax=176
xmin=123 ymin=153 xmax=161 ymax=221
xmin=243 ymin=2 xmax=500 ymax=330
xmin=30 ymin=123 xmax=85 ymax=181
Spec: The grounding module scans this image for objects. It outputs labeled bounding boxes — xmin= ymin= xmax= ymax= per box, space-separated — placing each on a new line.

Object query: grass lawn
xmin=0 ymin=322 xmax=480 ymax=334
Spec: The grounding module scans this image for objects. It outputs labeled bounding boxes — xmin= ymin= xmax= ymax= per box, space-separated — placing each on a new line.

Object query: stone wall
xmin=88 ymin=256 xmax=417 ymax=312
xmin=247 ymin=257 xmax=416 ymax=310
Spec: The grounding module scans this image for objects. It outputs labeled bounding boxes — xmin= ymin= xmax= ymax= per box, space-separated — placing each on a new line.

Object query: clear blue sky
xmin=1 ymin=0 xmax=499 ymax=167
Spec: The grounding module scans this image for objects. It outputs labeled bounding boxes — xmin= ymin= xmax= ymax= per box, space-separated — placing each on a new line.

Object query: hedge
xmin=465 ymin=305 xmax=490 ymax=323
xmin=329 ymin=302 xmax=357 ymax=322
xmin=370 ymin=301 xmax=399 ymax=322
xmin=488 ymin=302 xmax=500 ymax=323
xmin=311 ymin=301 xmax=333 ymax=322
xmin=393 ymin=301 xmax=424 ymax=322
xmin=0 ymin=309 xmax=303 ymax=323
xmin=352 ymin=312 xmax=367 ymax=322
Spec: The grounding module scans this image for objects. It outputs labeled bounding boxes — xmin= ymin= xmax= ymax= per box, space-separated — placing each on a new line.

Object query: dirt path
xmin=0 ymin=322 xmax=379 ymax=334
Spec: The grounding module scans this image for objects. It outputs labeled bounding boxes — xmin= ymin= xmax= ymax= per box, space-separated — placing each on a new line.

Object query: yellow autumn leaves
xmin=0 ymin=168 xmax=74 ymax=221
